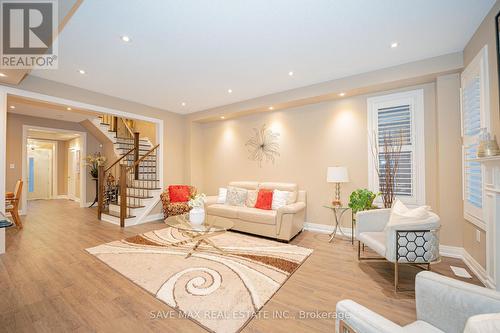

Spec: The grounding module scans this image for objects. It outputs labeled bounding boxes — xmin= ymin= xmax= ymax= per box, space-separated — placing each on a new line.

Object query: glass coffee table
xmin=165 ymin=213 xmax=234 ymax=258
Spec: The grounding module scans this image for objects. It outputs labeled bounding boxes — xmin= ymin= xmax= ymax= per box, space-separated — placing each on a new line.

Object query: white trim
xmin=439 ymin=245 xmax=464 ymax=259
xmin=142 ymin=213 xmax=164 ymax=223
xmin=303 ymin=222 xmax=353 ymax=238
xmin=55 ymin=195 xmax=68 ymax=199
xmin=367 ymin=89 xmax=426 ymax=207
xmin=22 ymin=125 xmax=87 ymax=214
xmin=0 ymin=91 xmax=6 ymax=214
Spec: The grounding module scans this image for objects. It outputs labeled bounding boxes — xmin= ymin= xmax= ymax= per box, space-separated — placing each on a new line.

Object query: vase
xmin=189 ymin=207 xmax=205 ymax=225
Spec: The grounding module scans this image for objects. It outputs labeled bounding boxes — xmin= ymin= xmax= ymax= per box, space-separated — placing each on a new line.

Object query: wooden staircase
xmin=94 ymin=115 xmax=161 ymax=227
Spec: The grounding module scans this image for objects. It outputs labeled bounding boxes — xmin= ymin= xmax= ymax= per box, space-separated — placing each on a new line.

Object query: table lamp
xmin=327 ymin=166 xmax=349 ymax=206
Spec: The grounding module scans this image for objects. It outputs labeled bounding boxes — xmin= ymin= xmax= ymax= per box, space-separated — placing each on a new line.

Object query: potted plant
xmin=348 ymin=189 xmax=379 ymax=215
xmin=85 ymin=152 xmax=106 ymax=179
xmin=188 ymin=193 xmax=207 ymax=225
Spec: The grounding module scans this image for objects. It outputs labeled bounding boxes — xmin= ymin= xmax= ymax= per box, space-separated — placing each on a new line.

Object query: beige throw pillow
xmin=385 ymin=199 xmax=430 ymax=229
xmin=246 ymin=190 xmax=258 ymax=207
xmin=225 ymin=186 xmax=248 ymax=206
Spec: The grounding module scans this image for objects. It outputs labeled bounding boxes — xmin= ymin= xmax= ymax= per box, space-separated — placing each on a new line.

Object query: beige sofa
xmin=205 ymin=181 xmax=306 ymax=241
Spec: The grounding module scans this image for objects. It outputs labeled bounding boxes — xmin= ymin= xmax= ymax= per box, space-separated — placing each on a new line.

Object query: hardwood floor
xmin=0 ymin=200 xmax=482 ymax=332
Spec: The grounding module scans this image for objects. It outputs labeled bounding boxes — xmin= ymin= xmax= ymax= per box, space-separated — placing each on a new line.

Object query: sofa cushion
xmin=237 ymin=207 xmax=277 ymax=225
xmin=255 ymin=189 xmax=273 ymax=210
xmin=168 ymin=185 xmax=191 ymax=203
xmin=404 ymin=321 xmax=444 ymax=333
xmin=206 ymin=204 xmax=239 ymax=219
xmin=229 ymin=181 xmax=259 ymax=190
xmin=358 ymin=231 xmax=386 ymax=258
xmin=226 ymin=186 xmax=248 ymax=206
xmin=246 ymin=189 xmax=258 ymax=207
xmin=258 ymin=182 xmax=298 ymax=203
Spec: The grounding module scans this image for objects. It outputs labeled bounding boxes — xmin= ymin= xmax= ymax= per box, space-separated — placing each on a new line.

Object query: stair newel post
xmin=119 ymin=164 xmax=127 ymax=227
xmin=112 ymin=116 xmax=118 ymax=133
xmin=134 ymin=132 xmax=140 ymax=180
xmin=97 ymin=165 xmax=104 ymax=220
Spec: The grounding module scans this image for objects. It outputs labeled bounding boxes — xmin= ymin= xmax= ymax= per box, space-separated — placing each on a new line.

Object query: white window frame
xmin=367 ymin=89 xmax=426 ymax=207
xmin=460 ymin=45 xmax=490 ymax=229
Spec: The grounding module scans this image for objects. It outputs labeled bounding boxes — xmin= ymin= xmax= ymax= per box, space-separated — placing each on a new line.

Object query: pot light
xmin=220 ymin=116 xmax=225 ymax=119
xmin=121 ymin=35 xmax=131 ymax=43
xmin=78 ymin=69 xmax=86 ymax=75
xmin=9 ymin=105 xmax=15 ymax=109
xmin=227 ymin=89 xmax=232 ymax=94
xmin=268 ymin=106 xmax=274 ymax=110
xmin=339 ymin=92 xmax=345 ymax=97
xmin=67 ymin=107 xmax=72 ymax=111
xmin=390 ymin=42 xmax=398 ymax=48
xmin=0 ymin=72 xmax=6 ymax=77
xmin=181 ymin=102 xmax=186 ymax=107
xmin=288 ymin=71 xmax=294 ymax=76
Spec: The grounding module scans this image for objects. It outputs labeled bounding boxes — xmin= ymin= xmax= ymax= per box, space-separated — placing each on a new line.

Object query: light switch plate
xmin=476 ymin=229 xmax=481 ymax=243
xmin=9 ymin=164 xmax=14 ymax=169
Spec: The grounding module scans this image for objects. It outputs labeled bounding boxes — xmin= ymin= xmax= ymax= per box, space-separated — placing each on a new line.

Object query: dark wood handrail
xmin=127 ymin=144 xmax=159 ymax=172
xmin=105 ymin=147 xmax=135 ymax=172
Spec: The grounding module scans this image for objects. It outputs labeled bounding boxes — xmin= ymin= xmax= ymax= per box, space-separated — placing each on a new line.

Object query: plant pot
xmin=189 ymin=207 xmax=205 ymax=226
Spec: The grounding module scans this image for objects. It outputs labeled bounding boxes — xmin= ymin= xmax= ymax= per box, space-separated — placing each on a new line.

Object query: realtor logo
xmin=1 ymin=0 xmax=58 ymax=69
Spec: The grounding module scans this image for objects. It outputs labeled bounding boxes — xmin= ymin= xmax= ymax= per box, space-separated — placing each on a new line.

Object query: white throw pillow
xmin=385 ymin=199 xmax=430 ymax=229
xmin=464 ymin=313 xmax=500 ymax=333
xmin=272 ymin=190 xmax=291 ymax=210
xmin=216 ymin=188 xmax=227 ymax=204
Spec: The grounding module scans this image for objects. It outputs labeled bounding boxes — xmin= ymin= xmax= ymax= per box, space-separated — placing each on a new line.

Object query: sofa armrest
xmin=204 ymin=195 xmax=218 ymax=208
xmin=355 ymin=209 xmax=391 ymax=238
xmin=335 ymin=300 xmax=402 ymax=333
xmin=277 ymin=201 xmax=306 ymax=214
xmin=416 ymin=271 xmax=500 ymax=333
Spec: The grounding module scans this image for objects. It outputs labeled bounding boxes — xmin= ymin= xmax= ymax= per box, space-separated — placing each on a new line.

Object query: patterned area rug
xmin=86 ymin=227 xmax=313 ymax=333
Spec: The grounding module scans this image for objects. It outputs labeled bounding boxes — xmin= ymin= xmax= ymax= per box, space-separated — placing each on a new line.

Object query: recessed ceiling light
xmin=268 ymin=106 xmax=274 ymax=110
xmin=78 ymin=69 xmax=86 ymax=74
xmin=220 ymin=116 xmax=225 ymax=119
xmin=121 ymin=35 xmax=131 ymax=43
xmin=9 ymin=105 xmax=15 ymax=109
xmin=390 ymin=42 xmax=399 ymax=48
xmin=339 ymin=92 xmax=345 ymax=97
xmin=0 ymin=72 xmax=6 ymax=77
xmin=181 ymin=102 xmax=186 ymax=107
xmin=288 ymin=71 xmax=294 ymax=76
xmin=66 ymin=107 xmax=72 ymax=111
xmin=227 ymin=89 xmax=232 ymax=94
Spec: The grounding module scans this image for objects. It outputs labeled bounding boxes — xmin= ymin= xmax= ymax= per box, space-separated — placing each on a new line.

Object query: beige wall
xmin=6 ymin=113 xmax=104 ymax=204
xmin=462 ymin=0 xmax=500 ymax=268
xmin=189 ymin=81 xmax=463 ymax=247
xmin=58 ymin=141 xmax=68 ymax=195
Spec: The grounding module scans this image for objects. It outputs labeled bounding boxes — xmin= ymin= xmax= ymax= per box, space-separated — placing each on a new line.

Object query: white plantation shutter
xmin=462 ymin=77 xmax=482 ymax=209
xmin=461 ymin=45 xmax=490 ymax=224
xmin=377 ymin=105 xmax=413 ymax=197
xmin=367 ymin=90 xmax=425 ymax=206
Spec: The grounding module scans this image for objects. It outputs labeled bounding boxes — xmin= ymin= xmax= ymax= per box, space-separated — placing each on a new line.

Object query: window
xmin=367 ymin=89 xmax=425 ymax=207
xmin=461 ymin=45 xmax=490 ymax=227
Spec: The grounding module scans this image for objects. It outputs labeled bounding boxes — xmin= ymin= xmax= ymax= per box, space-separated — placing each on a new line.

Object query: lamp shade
xmin=327 ymin=166 xmax=349 ymax=183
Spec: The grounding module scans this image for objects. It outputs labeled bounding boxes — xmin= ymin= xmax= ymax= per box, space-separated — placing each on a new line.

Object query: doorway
xmin=67 ymin=140 xmax=81 ymax=202
xmin=27 ymin=140 xmax=55 ymax=200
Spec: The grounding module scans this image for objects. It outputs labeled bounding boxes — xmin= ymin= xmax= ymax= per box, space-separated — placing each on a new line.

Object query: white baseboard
xmin=304 ymin=223 xmax=494 ymax=289
xmin=142 ymin=213 xmax=164 ymax=223
xmin=303 ymin=222 xmax=353 ymax=238
xmin=54 ymin=195 xmax=68 ymax=199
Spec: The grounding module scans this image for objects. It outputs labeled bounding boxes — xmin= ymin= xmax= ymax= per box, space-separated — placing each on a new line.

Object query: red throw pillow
xmin=255 ymin=189 xmax=273 ymax=210
xmin=168 ymin=185 xmax=191 ymax=203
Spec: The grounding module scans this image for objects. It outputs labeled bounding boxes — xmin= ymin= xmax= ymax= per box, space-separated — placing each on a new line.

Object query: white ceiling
xmin=31 ymin=0 xmax=495 ymax=114
xmin=8 ymin=101 xmax=94 ymax=123
xmin=27 ymin=130 xmax=80 ymax=141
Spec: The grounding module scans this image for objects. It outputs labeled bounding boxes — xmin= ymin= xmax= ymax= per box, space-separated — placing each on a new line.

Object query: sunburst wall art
xmin=245 ymin=124 xmax=280 ymax=167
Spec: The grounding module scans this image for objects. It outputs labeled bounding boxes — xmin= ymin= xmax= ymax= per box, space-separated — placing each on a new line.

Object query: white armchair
xmin=336 ymin=271 xmax=500 ymax=333
xmin=356 ymin=208 xmax=440 ymax=291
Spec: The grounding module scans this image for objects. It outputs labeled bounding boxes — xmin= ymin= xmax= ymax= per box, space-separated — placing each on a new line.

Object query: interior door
xmin=27 ymin=148 xmax=52 ymax=200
